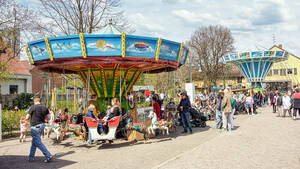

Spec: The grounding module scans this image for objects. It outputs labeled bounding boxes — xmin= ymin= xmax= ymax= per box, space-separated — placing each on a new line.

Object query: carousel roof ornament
xmin=93 ymin=19 xmax=122 ymax=35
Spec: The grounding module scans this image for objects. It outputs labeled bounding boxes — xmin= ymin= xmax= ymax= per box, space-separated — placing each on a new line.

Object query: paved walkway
xmin=0 ymin=106 xmax=300 ymax=169
xmin=154 ymin=107 xmax=300 ymax=169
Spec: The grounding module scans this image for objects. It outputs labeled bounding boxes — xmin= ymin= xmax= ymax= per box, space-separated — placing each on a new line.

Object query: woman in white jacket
xmin=282 ymin=92 xmax=291 ymax=117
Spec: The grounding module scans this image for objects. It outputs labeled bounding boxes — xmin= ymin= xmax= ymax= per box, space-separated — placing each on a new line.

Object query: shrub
xmin=12 ymin=93 xmax=34 ymax=110
xmin=1 ymin=110 xmax=27 ymax=135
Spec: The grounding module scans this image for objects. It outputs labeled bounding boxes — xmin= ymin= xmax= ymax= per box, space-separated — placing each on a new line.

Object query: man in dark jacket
xmin=270 ymin=91 xmax=276 ymax=113
xmin=178 ymin=92 xmax=192 ymax=134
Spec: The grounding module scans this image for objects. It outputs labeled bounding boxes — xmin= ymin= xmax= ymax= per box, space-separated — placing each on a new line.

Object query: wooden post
xmin=74 ymin=78 xmax=77 ymax=113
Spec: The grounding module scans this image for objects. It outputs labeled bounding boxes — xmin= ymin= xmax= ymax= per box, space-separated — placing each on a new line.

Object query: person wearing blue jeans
xmin=214 ymin=110 xmax=223 ymax=128
xmin=29 ymin=123 xmax=52 ymax=160
xmin=26 ymin=97 xmax=52 ymax=163
xmin=181 ymin=111 xmax=192 ymax=133
xmin=214 ymin=91 xmax=224 ymax=129
xmin=178 ymin=91 xmax=192 ymax=134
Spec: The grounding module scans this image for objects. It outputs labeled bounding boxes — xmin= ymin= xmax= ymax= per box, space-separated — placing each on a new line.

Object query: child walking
xmin=20 ymin=116 xmax=30 ymax=143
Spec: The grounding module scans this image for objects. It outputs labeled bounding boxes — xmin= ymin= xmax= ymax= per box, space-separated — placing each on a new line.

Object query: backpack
xmin=277 ymin=96 xmax=282 ymax=106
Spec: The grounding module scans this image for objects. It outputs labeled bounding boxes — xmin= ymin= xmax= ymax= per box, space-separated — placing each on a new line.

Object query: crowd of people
xmin=18 ymin=87 xmax=300 ymax=164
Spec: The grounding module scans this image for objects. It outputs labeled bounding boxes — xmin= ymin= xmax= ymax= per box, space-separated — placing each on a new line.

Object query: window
xmin=287 ymin=68 xmax=294 ymax=75
xmin=273 ymin=69 xmax=279 ymax=76
xmin=9 ymin=85 xmax=18 ymax=94
xmin=280 ymin=69 xmax=286 ymax=76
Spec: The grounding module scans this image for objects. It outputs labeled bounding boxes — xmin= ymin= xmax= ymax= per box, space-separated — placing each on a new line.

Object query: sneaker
xmin=293 ymin=116 xmax=296 ymax=120
xmin=189 ymin=131 xmax=193 ymax=134
xmin=181 ymin=131 xmax=187 ymax=134
xmin=44 ymin=156 xmax=53 ymax=163
xmin=28 ymin=158 xmax=35 ymax=162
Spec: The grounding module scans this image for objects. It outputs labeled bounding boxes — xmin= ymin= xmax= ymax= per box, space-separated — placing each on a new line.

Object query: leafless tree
xmin=188 ymin=25 xmax=234 ymax=89
xmin=0 ymin=0 xmax=43 ymax=80
xmin=38 ymin=0 xmax=133 ymax=35
xmin=0 ymin=0 xmax=42 ymax=57
xmin=136 ymin=65 xmax=189 ymax=98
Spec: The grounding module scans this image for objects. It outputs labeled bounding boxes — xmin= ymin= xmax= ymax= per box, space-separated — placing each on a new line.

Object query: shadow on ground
xmin=0 ymin=151 xmax=76 ymax=169
xmin=47 ymin=125 xmax=211 ymax=150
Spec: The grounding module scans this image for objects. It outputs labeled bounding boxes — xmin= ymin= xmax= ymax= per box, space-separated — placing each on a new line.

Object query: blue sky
xmin=22 ymin=0 xmax=300 ymax=58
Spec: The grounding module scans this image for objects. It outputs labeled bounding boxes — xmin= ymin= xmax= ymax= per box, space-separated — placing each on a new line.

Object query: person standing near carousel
xmin=26 ymin=97 xmax=52 ymax=163
xmin=292 ymin=88 xmax=300 ymax=120
xmin=214 ymin=90 xmax=224 ymax=129
xmin=222 ymin=88 xmax=233 ymax=131
xmin=230 ymin=92 xmax=236 ymax=130
xmin=282 ymin=91 xmax=292 ymax=117
xmin=178 ymin=91 xmax=192 ymax=134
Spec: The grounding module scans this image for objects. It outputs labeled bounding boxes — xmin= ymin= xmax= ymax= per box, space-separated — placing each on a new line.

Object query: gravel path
xmin=0 ymin=106 xmax=299 ymax=169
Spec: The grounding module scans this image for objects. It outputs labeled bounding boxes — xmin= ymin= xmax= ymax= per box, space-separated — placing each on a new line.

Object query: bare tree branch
xmin=38 ymin=0 xmax=133 ymax=35
xmin=188 ymin=25 xmax=234 ymax=89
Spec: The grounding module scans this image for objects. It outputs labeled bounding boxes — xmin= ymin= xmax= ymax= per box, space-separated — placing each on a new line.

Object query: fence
xmin=0 ymin=93 xmax=85 ymax=110
xmin=0 ymin=94 xmax=16 ymax=109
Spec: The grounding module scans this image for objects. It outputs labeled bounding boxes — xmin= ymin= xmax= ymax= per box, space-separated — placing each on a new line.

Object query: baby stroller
xmin=235 ymin=101 xmax=247 ymax=114
xmin=189 ymin=107 xmax=207 ymax=128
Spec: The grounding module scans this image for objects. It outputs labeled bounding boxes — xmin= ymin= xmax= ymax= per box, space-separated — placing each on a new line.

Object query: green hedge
xmin=1 ymin=110 xmax=27 ymax=134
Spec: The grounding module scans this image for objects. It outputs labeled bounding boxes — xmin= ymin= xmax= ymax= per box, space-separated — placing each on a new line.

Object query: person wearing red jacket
xmin=151 ymin=96 xmax=161 ymax=119
xmin=292 ymin=88 xmax=300 ymax=120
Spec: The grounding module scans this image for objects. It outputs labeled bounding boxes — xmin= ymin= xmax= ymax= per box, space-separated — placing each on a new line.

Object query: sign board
xmin=137 ymin=107 xmax=153 ymax=122
xmin=133 ymin=85 xmax=154 ymax=92
xmin=185 ymin=83 xmax=195 ymax=103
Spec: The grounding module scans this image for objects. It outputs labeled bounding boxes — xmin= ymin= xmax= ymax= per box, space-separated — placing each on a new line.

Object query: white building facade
xmin=0 ymin=74 xmax=32 ymax=94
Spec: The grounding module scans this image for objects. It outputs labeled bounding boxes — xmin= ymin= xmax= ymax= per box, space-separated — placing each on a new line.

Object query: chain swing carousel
xmin=223 ymin=50 xmax=288 ymax=89
xmin=25 ymin=24 xmax=189 ymax=143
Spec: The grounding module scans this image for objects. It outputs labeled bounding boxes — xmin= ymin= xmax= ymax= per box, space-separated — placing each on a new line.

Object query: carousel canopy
xmin=25 ymin=26 xmax=189 ymax=98
xmin=222 ymin=51 xmax=288 ymax=82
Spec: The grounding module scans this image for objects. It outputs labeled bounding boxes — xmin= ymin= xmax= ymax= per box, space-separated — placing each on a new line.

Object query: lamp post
xmin=190 ymin=54 xmax=193 ymax=83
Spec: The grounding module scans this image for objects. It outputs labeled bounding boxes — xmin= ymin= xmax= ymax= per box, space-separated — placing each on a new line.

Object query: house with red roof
xmin=0 ymin=48 xmax=32 ymax=94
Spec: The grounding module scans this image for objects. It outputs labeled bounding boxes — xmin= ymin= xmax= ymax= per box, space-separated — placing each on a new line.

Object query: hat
xmin=218 ymin=89 xmax=223 ymax=93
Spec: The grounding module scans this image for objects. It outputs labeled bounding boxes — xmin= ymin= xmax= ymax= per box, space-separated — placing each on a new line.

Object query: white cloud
xmin=172 ymin=10 xmax=217 ymax=23
xmin=129 ymin=13 xmax=164 ymax=32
